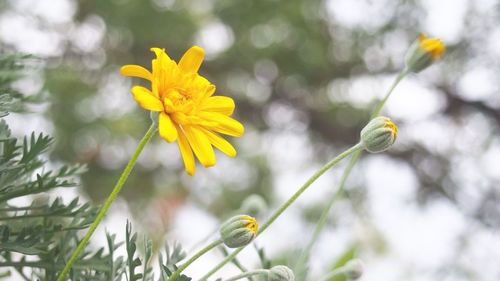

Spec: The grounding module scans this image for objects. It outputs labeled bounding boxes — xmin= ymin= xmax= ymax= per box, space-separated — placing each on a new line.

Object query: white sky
xmin=1 ymin=0 xmax=500 ymax=280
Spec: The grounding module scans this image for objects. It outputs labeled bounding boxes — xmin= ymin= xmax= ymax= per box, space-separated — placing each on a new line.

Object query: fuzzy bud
xmin=240 ymin=194 xmax=267 ymax=217
xmin=220 ymin=215 xmax=258 ymax=248
xmin=405 ymin=34 xmax=445 ymax=73
xmin=343 ymin=259 xmax=364 ymax=280
xmin=268 ymin=265 xmax=295 ymax=281
xmin=360 ymin=116 xmax=398 ymax=153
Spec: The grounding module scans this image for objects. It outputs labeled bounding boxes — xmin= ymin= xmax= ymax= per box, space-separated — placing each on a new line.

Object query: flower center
xmin=163 ymin=89 xmax=195 ymax=114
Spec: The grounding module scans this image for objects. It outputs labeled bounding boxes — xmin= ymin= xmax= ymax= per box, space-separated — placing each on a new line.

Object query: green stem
xmin=199 ymin=143 xmax=364 ymax=281
xmin=371 ymin=69 xmax=408 ymax=117
xmin=219 ymin=246 xmax=253 ymax=281
xmin=222 ymin=269 xmax=269 ymax=281
xmin=56 ymin=123 xmax=157 ymax=281
xmin=168 ymin=239 xmax=223 ymax=281
xmin=295 ymin=69 xmax=408 ymax=277
xmin=318 ymin=268 xmax=345 ymax=281
xmin=294 ymin=151 xmax=361 ymax=277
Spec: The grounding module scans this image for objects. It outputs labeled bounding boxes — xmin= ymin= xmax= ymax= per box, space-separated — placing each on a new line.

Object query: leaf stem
xmin=199 ymin=143 xmax=364 ymax=281
xmin=56 ymin=123 xmax=157 ymax=281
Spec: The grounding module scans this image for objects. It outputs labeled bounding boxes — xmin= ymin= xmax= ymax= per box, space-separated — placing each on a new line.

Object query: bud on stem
xmin=220 ymin=215 xmax=258 ymax=248
xmin=360 ymin=116 xmax=398 ymax=153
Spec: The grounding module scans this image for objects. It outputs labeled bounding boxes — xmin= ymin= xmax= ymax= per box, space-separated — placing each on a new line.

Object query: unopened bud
xmin=343 ymin=259 xmax=364 ymax=280
xmin=405 ymin=33 xmax=445 ymax=73
xmin=240 ymin=194 xmax=267 ymax=217
xmin=220 ymin=215 xmax=258 ymax=248
xmin=360 ymin=116 xmax=398 ymax=153
xmin=268 ymin=265 xmax=295 ymax=281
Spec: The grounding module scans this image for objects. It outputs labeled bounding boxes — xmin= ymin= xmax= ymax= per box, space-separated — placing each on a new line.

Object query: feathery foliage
xmin=0 ymin=53 xmax=123 ymax=280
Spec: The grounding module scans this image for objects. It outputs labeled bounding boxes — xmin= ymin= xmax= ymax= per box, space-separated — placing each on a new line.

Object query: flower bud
xmin=268 ymin=265 xmax=295 ymax=281
xmin=405 ymin=33 xmax=445 ymax=73
xmin=343 ymin=259 xmax=364 ymax=280
xmin=240 ymin=194 xmax=267 ymax=217
xmin=219 ymin=215 xmax=258 ymax=248
xmin=360 ymin=116 xmax=398 ymax=153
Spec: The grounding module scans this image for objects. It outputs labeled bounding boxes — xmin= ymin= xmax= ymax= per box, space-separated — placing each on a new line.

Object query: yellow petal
xmin=176 ymin=125 xmax=196 ymax=176
xmin=199 ymin=112 xmax=245 ymax=137
xmin=131 ymin=86 xmax=163 ymax=111
xmin=159 ymin=113 xmax=178 ymax=142
xmin=120 ymin=65 xmax=152 ymax=80
xmin=183 ymin=126 xmax=216 ymax=167
xmin=150 ymin=47 xmax=171 ymax=60
xmin=200 ymin=128 xmax=237 ymax=157
xmin=178 ymin=46 xmax=204 ymax=74
xmin=201 ymin=96 xmax=235 ymax=116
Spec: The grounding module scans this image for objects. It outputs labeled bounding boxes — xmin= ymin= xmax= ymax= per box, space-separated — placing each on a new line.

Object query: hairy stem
xmin=56 ymin=123 xmax=157 ymax=281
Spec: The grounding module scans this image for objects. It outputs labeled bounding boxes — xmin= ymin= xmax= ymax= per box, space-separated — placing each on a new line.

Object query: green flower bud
xmin=360 ymin=116 xmax=398 ymax=153
xmin=220 ymin=215 xmax=258 ymax=248
xmin=343 ymin=259 xmax=364 ymax=280
xmin=240 ymin=194 xmax=267 ymax=217
xmin=405 ymin=34 xmax=445 ymax=73
xmin=268 ymin=265 xmax=295 ymax=281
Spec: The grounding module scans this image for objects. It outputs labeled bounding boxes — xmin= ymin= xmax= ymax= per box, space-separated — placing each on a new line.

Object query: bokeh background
xmin=1 ymin=0 xmax=500 ymax=280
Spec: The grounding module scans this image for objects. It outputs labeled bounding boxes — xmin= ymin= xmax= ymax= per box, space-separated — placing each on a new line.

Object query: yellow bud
xmin=405 ymin=33 xmax=445 ymax=72
xmin=219 ymin=215 xmax=258 ymax=248
xmin=360 ymin=116 xmax=398 ymax=153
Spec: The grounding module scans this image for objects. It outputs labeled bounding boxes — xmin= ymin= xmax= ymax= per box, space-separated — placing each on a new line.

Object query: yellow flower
xmin=120 ymin=46 xmax=244 ymax=175
xmin=417 ymin=34 xmax=445 ymax=60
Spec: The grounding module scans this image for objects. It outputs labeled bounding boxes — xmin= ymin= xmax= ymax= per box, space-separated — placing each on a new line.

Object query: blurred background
xmin=1 ymin=0 xmax=500 ymax=280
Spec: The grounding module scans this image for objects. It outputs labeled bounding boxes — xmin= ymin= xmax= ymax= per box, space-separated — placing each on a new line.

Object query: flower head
xmin=405 ymin=34 xmax=445 ymax=72
xmin=268 ymin=265 xmax=295 ymax=281
xmin=360 ymin=116 xmax=398 ymax=153
xmin=343 ymin=259 xmax=364 ymax=280
xmin=240 ymin=194 xmax=268 ymax=217
xmin=121 ymin=47 xmax=244 ymax=175
xmin=417 ymin=34 xmax=445 ymax=60
xmin=220 ymin=215 xmax=258 ymax=248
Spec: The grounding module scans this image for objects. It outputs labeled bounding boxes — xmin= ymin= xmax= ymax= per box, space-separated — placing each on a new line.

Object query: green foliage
xmin=158 ymin=241 xmax=191 ymax=281
xmin=0 ymin=53 xmax=33 ymax=117
xmin=0 ymin=51 xmax=197 ymax=281
xmin=126 ymin=221 xmax=144 ymax=281
xmin=254 ymin=245 xmax=272 ymax=270
xmin=0 ymin=53 xmax=123 ymax=280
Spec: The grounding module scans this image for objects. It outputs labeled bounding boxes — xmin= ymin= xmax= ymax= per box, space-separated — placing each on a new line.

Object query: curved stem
xmin=222 ymin=269 xmax=269 ymax=281
xmin=295 ymin=69 xmax=408 ymax=278
xmin=56 ymin=123 xmax=157 ymax=281
xmin=168 ymin=239 xmax=223 ymax=281
xmin=199 ymin=143 xmax=364 ymax=281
